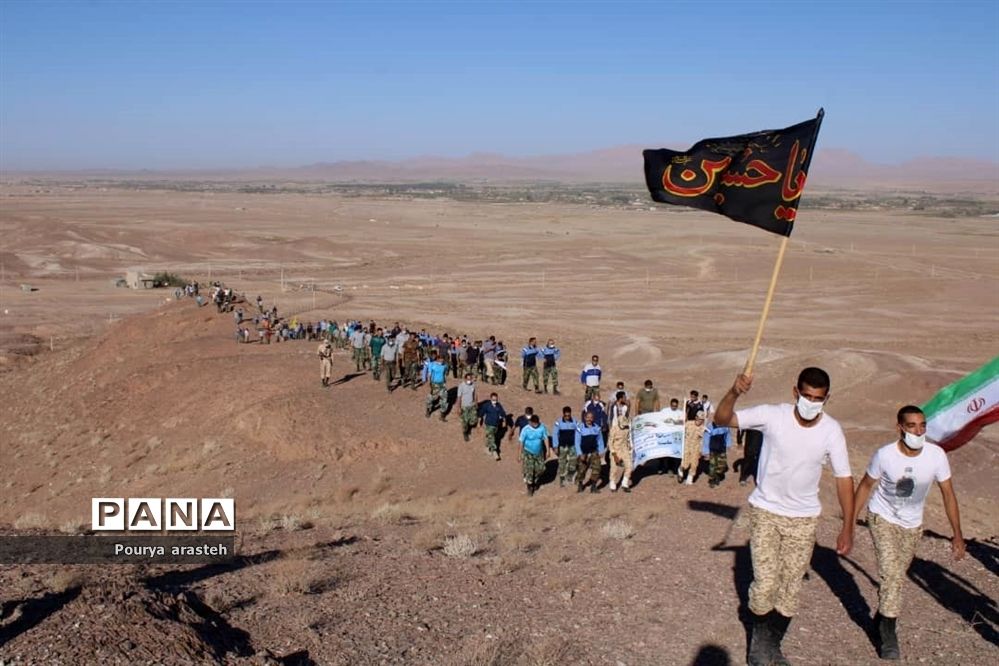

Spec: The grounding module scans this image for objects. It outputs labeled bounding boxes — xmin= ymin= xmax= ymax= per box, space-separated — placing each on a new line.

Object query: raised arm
xmin=714 ymin=374 xmax=753 ymax=427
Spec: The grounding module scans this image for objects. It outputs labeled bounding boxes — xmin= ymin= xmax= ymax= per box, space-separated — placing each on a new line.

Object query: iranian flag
xmin=923 ymin=356 xmax=999 ymax=452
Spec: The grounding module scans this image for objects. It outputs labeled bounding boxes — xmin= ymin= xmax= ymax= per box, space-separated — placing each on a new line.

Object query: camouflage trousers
xmin=352 ymin=347 xmax=365 ymax=371
xmin=383 ymin=361 xmax=397 ymax=388
xmin=426 ymin=383 xmax=447 ymax=419
xmin=460 ymin=406 xmax=477 ymax=436
xmin=543 ymin=366 xmax=558 ymax=391
xmin=371 ymin=356 xmax=382 ymax=380
xmin=708 ymin=451 xmax=728 ymax=481
xmin=584 ymin=385 xmax=600 ymax=401
xmin=869 ymin=512 xmax=922 ymax=618
xmin=523 ymin=366 xmax=540 ymax=391
xmin=556 ymin=445 xmax=577 ymax=481
xmin=576 ymin=452 xmax=602 ymax=486
xmin=522 ymin=452 xmax=545 ymax=486
xmin=484 ymin=425 xmax=500 ymax=453
xmin=748 ymin=506 xmax=818 ymax=617
xmin=608 ymin=427 xmax=633 ymax=487
xmin=403 ymin=361 xmax=420 ymax=387
xmin=682 ymin=438 xmax=702 ymax=474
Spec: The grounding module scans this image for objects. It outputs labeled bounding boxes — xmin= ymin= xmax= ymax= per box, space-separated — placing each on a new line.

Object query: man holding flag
xmin=714 ymin=368 xmax=854 ymax=666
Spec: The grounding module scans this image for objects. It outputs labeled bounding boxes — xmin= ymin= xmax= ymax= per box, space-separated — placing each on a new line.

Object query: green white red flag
xmin=923 ymin=355 xmax=999 ymax=452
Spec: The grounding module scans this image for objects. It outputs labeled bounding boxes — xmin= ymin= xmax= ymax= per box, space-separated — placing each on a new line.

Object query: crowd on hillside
xmin=178 ymin=281 xmax=763 ymax=497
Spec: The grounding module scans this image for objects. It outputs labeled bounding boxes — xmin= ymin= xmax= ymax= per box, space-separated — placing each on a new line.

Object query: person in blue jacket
xmin=702 ymin=420 xmax=733 ymax=488
xmin=478 ymin=392 xmax=508 ymax=461
xmin=551 ymin=406 xmax=579 ymax=487
xmin=421 ymin=350 xmax=449 ymax=421
xmin=518 ymin=414 xmax=549 ymax=496
xmin=575 ymin=411 xmax=606 ymax=494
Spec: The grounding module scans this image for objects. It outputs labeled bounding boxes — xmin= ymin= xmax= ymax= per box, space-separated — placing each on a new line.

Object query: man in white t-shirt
xmin=714 ymin=367 xmax=855 ymax=666
xmin=853 ymin=404 xmax=964 ymax=661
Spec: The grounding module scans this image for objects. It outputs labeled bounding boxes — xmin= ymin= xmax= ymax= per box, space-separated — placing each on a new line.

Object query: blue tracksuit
xmin=574 ymin=424 xmax=606 ymax=457
xmin=551 ymin=417 xmax=579 ymax=448
xmin=522 ymin=345 xmax=542 ymax=368
xmin=702 ymin=424 xmax=732 ymax=455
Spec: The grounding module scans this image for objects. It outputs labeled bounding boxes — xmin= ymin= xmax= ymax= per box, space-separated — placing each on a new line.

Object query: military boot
xmin=769 ymin=611 xmax=792 ymax=665
xmin=747 ymin=613 xmax=774 ymax=666
xmin=877 ymin=613 xmax=900 ymax=660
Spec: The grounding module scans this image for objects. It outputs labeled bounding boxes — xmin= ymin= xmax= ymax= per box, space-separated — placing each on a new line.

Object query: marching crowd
xmin=181 ymin=282 xmax=967 ymax=664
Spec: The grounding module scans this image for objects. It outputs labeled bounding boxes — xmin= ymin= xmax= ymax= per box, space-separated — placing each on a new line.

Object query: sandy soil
xmin=0 ymin=184 xmax=996 ymax=665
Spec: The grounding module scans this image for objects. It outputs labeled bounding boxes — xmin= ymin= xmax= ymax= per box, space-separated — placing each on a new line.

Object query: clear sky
xmin=2 ymin=0 xmax=997 ymax=169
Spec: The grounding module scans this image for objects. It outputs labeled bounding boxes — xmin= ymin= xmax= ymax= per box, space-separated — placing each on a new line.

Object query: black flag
xmin=643 ymin=110 xmax=823 ymax=236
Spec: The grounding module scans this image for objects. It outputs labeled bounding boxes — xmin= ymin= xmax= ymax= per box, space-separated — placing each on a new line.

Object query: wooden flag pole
xmin=743 ymin=108 xmax=824 ymax=377
xmin=743 ymin=235 xmax=790 ymax=377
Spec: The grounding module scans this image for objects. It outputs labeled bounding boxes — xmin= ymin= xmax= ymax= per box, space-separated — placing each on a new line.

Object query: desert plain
xmin=0 ymin=179 xmax=996 ymax=665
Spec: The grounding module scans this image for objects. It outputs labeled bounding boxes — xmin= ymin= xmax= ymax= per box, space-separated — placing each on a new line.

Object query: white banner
xmin=631 ymin=409 xmax=685 ymax=466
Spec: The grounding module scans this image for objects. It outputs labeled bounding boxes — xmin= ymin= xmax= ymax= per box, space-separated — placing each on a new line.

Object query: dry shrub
xmin=443 ymin=534 xmax=478 ymax=559
xmin=501 ymin=530 xmax=542 ymax=555
xmin=14 ymin=512 xmax=47 ymax=530
xmin=444 ymin=639 xmax=517 ymax=666
xmin=483 ymin=554 xmax=527 ymax=577
xmin=58 ymin=520 xmax=85 ymax=535
xmin=601 ymin=519 xmax=635 ymax=540
xmin=267 ymin=558 xmax=329 ymax=596
xmin=411 ymin=523 xmax=448 ymax=553
xmin=371 ymin=502 xmax=415 ymax=525
xmin=517 ymin=638 xmax=571 ymax=666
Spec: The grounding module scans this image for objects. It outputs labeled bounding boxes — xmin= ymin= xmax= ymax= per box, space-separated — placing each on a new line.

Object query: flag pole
xmin=743 ymin=108 xmax=824 ymax=377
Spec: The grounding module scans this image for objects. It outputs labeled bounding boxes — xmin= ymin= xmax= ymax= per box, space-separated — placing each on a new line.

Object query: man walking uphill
xmin=540 ymin=339 xmax=561 ymax=395
xmin=456 ymin=373 xmax=478 ymax=442
xmin=478 ymin=393 xmax=508 ymax=461
xmin=713 ymin=367 xmax=854 ymax=666
xmin=318 ymin=339 xmax=334 ymax=388
xmin=852 ymin=405 xmax=964 ymax=661
xmin=521 ymin=337 xmax=543 ymax=393
xmin=422 ymin=351 xmax=449 ymax=421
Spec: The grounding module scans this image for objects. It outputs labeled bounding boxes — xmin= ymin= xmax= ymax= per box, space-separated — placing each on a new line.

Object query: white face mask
xmin=465 ymin=380 xmax=473 ymax=385
xmin=902 ymin=431 xmax=925 ymax=450
xmin=796 ymin=394 xmax=824 ymax=421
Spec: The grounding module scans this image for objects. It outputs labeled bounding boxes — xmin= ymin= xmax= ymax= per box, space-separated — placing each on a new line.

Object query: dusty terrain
xmin=0 ymin=183 xmax=997 ymax=665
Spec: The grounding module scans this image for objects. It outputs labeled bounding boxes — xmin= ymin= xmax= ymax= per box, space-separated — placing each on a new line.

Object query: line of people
xmin=206 ymin=292 xmax=969 ymax=663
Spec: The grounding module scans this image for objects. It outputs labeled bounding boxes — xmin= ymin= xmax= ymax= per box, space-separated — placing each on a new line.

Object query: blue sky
xmin=2 ymin=0 xmax=997 ymax=169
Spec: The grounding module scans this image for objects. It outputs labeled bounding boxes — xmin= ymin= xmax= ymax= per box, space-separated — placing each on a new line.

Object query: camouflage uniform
xmin=543 ymin=366 xmax=559 ymax=393
xmin=556 ymin=445 xmax=577 ymax=483
xmin=521 ymin=452 xmax=545 ymax=486
xmin=426 ymin=383 xmax=448 ymax=421
xmin=576 ymin=453 xmax=602 ymax=487
xmin=523 ymin=366 xmax=540 ymax=392
xmin=748 ymin=506 xmax=819 ymax=617
xmin=461 ymin=406 xmax=477 ymax=439
xmin=607 ymin=423 xmax=633 ymax=488
xmin=869 ymin=513 xmax=922 ymax=618
xmin=683 ymin=421 xmax=706 ymax=476
xmin=402 ymin=340 xmax=422 ymax=389
xmin=318 ymin=343 xmax=333 ymax=385
xmin=708 ymin=451 xmax=728 ymax=482
xmin=484 ymin=425 xmax=500 ymax=454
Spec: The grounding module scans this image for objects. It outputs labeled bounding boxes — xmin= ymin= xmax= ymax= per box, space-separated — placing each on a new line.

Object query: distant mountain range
xmin=4 ymin=146 xmax=997 ymax=191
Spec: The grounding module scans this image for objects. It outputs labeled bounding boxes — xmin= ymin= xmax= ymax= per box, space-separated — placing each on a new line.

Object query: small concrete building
xmin=125 ymin=270 xmax=157 ymax=289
